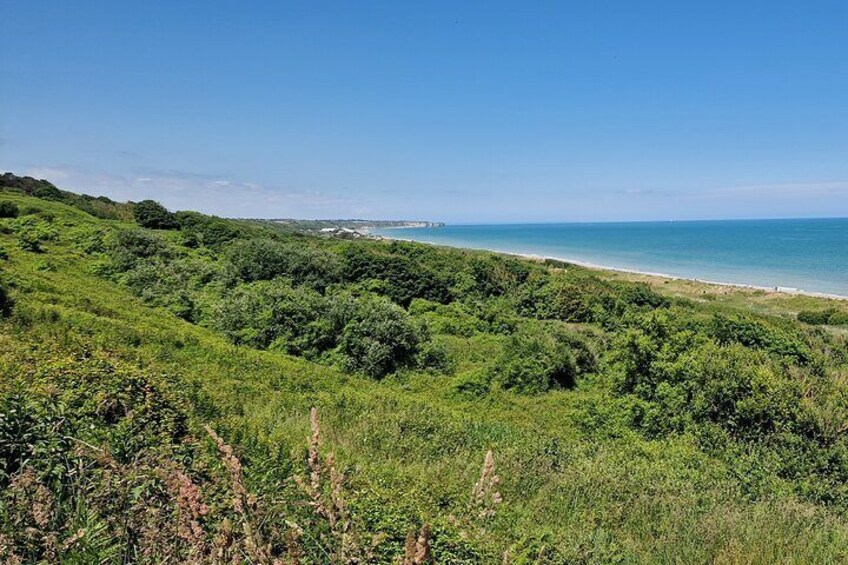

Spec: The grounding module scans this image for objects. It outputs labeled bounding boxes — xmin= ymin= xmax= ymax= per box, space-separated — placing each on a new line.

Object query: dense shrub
xmin=338 ymin=294 xmax=424 ymax=378
xmin=618 ymin=282 xmax=670 ymax=308
xmin=0 ymin=201 xmax=19 ymax=218
xmin=31 ymin=182 xmax=63 ymax=200
xmin=0 ymin=173 xmax=61 ymax=198
xmin=709 ymin=313 xmax=810 ymax=364
xmin=214 ymin=282 xmax=423 ymax=377
xmin=798 ymin=308 xmax=848 ymax=326
xmin=629 ymin=341 xmax=803 ymax=439
xmin=409 ymin=299 xmax=485 ymax=337
xmin=471 ymin=297 xmax=521 ymax=334
xmin=109 ymin=229 xmax=173 ymax=271
xmin=226 ymin=238 xmax=342 ymax=290
xmin=798 ymin=309 xmax=835 ymax=325
xmin=517 ymin=273 xmax=670 ymax=329
xmin=469 ymin=255 xmax=530 ymax=297
xmin=10 ymin=217 xmax=58 ymax=253
xmin=830 ymin=311 xmax=848 ymax=326
xmin=133 ymin=199 xmax=177 ymax=229
xmin=68 ymin=193 xmax=132 ymax=220
xmin=490 ymin=322 xmax=594 ymax=393
xmin=174 ymin=210 xmax=241 ymax=247
xmin=608 ymin=308 xmax=848 ymax=503
xmin=416 ymin=339 xmax=455 ymax=374
xmin=515 ymin=272 xmax=647 ymax=326
xmin=2 ymin=174 xmax=132 ymax=219
xmin=342 ymin=245 xmax=452 ymax=306
xmin=121 ymin=260 xmax=202 ymax=321
xmin=213 ymin=279 xmax=333 ymax=355
xmin=68 ymin=225 xmax=109 ymax=254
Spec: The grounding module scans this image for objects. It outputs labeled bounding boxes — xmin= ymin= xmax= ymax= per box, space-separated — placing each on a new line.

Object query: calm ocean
xmin=374 ymin=218 xmax=848 ymax=297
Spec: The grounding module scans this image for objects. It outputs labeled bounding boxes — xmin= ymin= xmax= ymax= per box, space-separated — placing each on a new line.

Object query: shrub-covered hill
xmin=1 ymin=184 xmax=848 ymax=564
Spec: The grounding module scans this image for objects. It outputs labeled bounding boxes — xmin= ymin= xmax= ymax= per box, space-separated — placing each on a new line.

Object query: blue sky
xmin=2 ymin=1 xmax=847 ymax=222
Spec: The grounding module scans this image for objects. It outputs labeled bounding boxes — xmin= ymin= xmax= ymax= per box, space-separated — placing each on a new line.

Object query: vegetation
xmin=0 ymin=201 xmax=18 ymax=219
xmin=0 ymin=173 xmax=132 ymax=221
xmin=133 ymin=199 xmax=177 ymax=229
xmin=799 ymin=308 xmax=848 ymax=327
xmin=2 ymin=177 xmax=848 ymax=562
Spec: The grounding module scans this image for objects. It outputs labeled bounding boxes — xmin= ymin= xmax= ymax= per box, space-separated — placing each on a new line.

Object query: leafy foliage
xmin=174 ymin=210 xmax=242 ymax=247
xmin=338 ymin=294 xmax=424 ymax=377
xmin=490 ymin=322 xmax=595 ymax=393
xmin=133 ymin=199 xmax=178 ymax=229
xmin=341 ymin=243 xmax=453 ymax=306
xmin=225 ymin=237 xmax=342 ymax=289
xmin=0 ymin=201 xmax=19 ymax=218
xmin=799 ymin=308 xmax=848 ymax=326
xmin=214 ymin=279 xmax=333 ymax=354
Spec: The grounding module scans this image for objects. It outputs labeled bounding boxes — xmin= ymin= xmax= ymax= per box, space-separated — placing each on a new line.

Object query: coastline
xmin=373 ymin=231 xmax=848 ymax=302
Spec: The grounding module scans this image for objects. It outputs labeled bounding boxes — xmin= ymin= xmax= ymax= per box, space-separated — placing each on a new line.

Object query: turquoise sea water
xmin=374 ymin=218 xmax=848 ymax=297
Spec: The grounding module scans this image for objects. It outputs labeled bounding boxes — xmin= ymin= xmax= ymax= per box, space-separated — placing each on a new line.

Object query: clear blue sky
xmin=2 ymin=1 xmax=847 ymax=222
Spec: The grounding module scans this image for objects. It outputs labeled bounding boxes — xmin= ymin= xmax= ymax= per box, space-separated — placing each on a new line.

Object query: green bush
xmin=226 ymin=238 xmax=342 ymax=290
xmin=213 ymin=279 xmax=333 ymax=355
xmin=469 ymin=255 xmax=530 ymax=297
xmin=174 ymin=210 xmax=241 ymax=247
xmin=619 ymin=282 xmax=670 ymax=308
xmin=416 ymin=339 xmax=455 ymax=374
xmin=0 ymin=201 xmax=18 ymax=218
xmin=133 ymin=199 xmax=177 ymax=229
xmin=341 ymin=245 xmax=453 ymax=306
xmin=11 ymin=217 xmax=57 ymax=253
xmin=798 ymin=308 xmax=848 ymax=326
xmin=409 ymin=299 xmax=484 ymax=337
xmin=798 ymin=309 xmax=836 ymax=325
xmin=490 ymin=322 xmax=593 ymax=393
xmin=709 ymin=313 xmax=810 ymax=364
xmin=828 ymin=311 xmax=848 ymax=326
xmin=120 ymin=260 xmax=204 ymax=321
xmin=108 ymin=229 xmax=173 ymax=272
xmin=32 ymin=183 xmax=62 ymax=200
xmin=215 ymin=285 xmax=411 ymax=371
xmin=517 ymin=272 xmax=625 ymax=325
xmin=338 ymin=294 xmax=424 ymax=378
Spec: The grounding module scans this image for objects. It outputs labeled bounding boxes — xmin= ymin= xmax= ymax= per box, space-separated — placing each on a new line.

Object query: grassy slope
xmin=2 ymin=191 xmax=848 ymax=563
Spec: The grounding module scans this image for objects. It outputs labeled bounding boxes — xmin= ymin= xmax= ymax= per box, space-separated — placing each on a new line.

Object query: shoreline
xmin=373 ymin=232 xmax=848 ymax=302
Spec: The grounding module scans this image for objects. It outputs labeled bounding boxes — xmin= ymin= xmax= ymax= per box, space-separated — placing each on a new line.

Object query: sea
xmin=373 ymin=218 xmax=848 ymax=298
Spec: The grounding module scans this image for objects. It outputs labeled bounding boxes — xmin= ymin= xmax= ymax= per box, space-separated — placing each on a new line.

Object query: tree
xmin=133 ymin=200 xmax=176 ymax=229
xmin=338 ymin=295 xmax=423 ymax=378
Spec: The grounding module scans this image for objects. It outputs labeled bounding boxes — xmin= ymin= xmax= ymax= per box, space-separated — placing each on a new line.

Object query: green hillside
xmin=1 ymin=181 xmax=848 ymax=563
